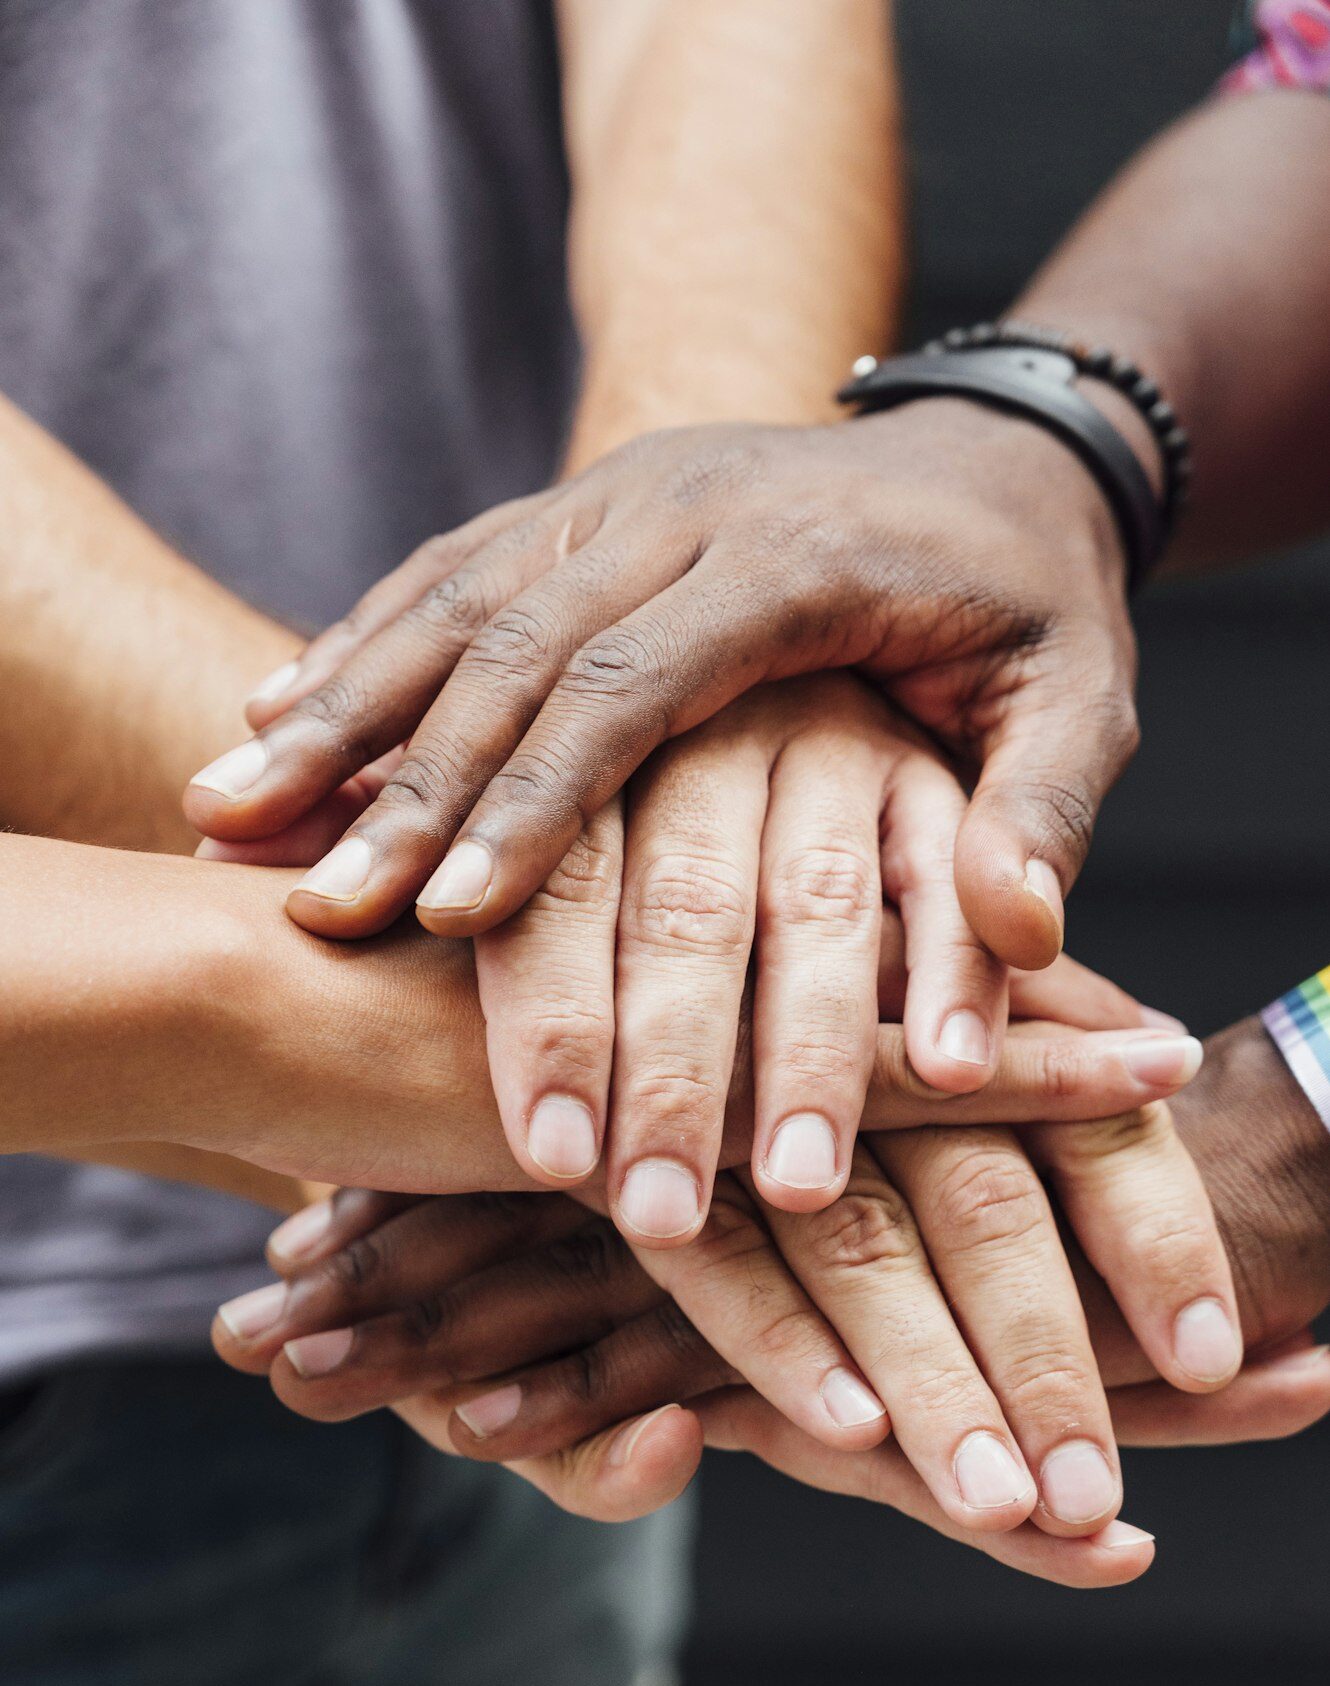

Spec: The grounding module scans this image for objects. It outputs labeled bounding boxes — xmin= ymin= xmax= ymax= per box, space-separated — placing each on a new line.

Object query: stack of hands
xmin=180 ymin=418 xmax=1330 ymax=1591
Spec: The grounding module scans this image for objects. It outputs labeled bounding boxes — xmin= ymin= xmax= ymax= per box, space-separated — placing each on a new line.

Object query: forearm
xmin=557 ymin=0 xmax=901 ymax=466
xmin=1013 ymin=90 xmax=1330 ymax=569
xmin=0 ymin=392 xmax=297 ymax=851
xmin=0 ymin=832 xmax=516 ymax=1190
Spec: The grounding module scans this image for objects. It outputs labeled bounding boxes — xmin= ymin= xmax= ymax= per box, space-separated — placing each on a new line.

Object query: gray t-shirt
xmin=0 ymin=0 xmax=577 ymax=1382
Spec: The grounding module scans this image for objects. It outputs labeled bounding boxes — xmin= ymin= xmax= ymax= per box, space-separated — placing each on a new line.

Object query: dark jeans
xmin=0 ymin=1359 xmax=691 ymax=1686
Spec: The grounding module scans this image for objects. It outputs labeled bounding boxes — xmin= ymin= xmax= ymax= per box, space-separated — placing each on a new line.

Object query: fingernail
xmin=417 ymin=840 xmax=493 ymax=911
xmin=1173 ymin=1296 xmax=1242 ymax=1383
xmin=1098 ymin=1520 xmax=1155 ymax=1550
xmin=619 ymin=1159 xmax=701 ymax=1239
xmin=1121 ymin=1034 xmax=1204 ymax=1086
xmin=190 ymin=739 xmax=268 ymax=799
xmin=939 ymin=1010 xmax=990 ymax=1068
xmin=527 ymin=1095 xmax=598 ymax=1179
xmin=954 ymin=1432 xmax=1033 ymax=1510
xmin=248 ymin=659 xmax=301 ymax=707
xmin=216 ymin=1281 xmax=286 ymax=1339
xmin=1139 ymin=1006 xmax=1188 ymax=1035
xmin=609 ymin=1403 xmax=682 ymax=1467
xmin=765 ymin=1113 xmax=839 ymax=1191
xmin=294 ymin=836 xmax=374 ymax=902
xmin=267 ymin=1199 xmax=335 ymax=1264
xmin=283 ymin=1326 xmax=354 ymax=1378
xmin=820 ymin=1368 xmax=888 ymax=1429
xmin=454 ymin=1383 xmax=523 ymax=1439
xmin=1040 ymin=1439 xmax=1119 ymax=1526
xmin=1025 ymin=858 xmax=1064 ymax=932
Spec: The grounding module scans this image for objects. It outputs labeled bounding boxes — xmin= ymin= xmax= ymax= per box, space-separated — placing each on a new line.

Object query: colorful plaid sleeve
xmin=1262 ymin=968 xmax=1330 ymax=1129
xmin=1221 ymin=1 xmax=1330 ymax=93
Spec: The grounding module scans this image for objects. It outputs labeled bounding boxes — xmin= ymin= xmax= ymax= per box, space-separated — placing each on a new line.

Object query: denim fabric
xmin=0 ymin=1360 xmax=691 ymax=1686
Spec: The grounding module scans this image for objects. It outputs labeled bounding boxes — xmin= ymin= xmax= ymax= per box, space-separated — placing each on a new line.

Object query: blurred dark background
xmin=685 ymin=4 xmax=1330 ymax=1682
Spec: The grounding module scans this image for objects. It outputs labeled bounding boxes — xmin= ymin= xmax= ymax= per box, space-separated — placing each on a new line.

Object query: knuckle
xmin=400 ymin=1290 xmax=454 ymax=1352
xmin=1121 ymin=1210 xmax=1217 ymax=1287
xmin=374 ymin=753 xmax=460 ymax=824
xmin=779 ymin=1023 xmax=866 ymax=1087
xmin=559 ymin=1339 xmax=612 ymax=1409
xmin=463 ymin=605 xmax=559 ymax=675
xmin=564 ymin=627 xmax=664 ymax=698
xmin=292 ymin=672 xmax=372 ymax=742
xmin=931 ymin=1151 xmax=1047 ymax=1252
xmin=740 ymin=1304 xmax=827 ymax=1369
xmin=1030 ymin=1039 xmax=1093 ymax=1104
xmin=693 ymin=1193 xmax=767 ymax=1262
xmin=324 ymin=1236 xmax=383 ymax=1297
xmin=770 ymin=846 xmax=878 ymax=928
xmin=406 ymin=572 xmax=490 ymax=643
xmin=902 ymin=1363 xmax=989 ymax=1421
xmin=536 ymin=829 xmax=620 ymax=908
xmin=486 ymin=746 xmax=580 ymax=817
xmin=649 ymin=1298 xmax=708 ymax=1366
xmin=1019 ymin=775 xmax=1098 ymax=864
xmin=805 ymin=1188 xmax=918 ymax=1276
xmin=1000 ymin=1350 xmax=1099 ymax=1421
xmin=627 ymin=1065 xmax=725 ymax=1127
xmin=627 ymin=853 xmax=752 ymax=956
xmin=543 ymin=1223 xmax=626 ymax=1293
xmin=524 ymin=1000 xmax=614 ymax=1077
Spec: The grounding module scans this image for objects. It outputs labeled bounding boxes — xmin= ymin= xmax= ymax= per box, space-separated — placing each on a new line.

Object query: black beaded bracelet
xmin=837 ymin=322 xmax=1192 ymax=590
xmin=925 ymin=321 xmax=1192 ymax=537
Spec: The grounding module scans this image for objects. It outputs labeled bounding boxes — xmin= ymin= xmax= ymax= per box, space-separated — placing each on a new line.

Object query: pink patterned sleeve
xmin=1221 ymin=1 xmax=1330 ymax=94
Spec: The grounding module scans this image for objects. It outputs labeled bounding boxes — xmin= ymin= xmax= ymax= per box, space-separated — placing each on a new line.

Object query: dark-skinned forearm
xmin=1014 ymin=90 xmax=1330 ymax=569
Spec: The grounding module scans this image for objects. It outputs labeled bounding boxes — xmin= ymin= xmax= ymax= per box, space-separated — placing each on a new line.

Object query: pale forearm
xmin=558 ymin=0 xmax=902 ymax=466
xmin=0 ymin=392 xmax=297 ymax=851
xmin=1014 ymin=91 xmax=1330 ymax=569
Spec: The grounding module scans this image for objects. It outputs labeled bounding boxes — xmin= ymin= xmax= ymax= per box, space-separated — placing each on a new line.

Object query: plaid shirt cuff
xmin=1262 ymin=967 xmax=1330 ymax=1129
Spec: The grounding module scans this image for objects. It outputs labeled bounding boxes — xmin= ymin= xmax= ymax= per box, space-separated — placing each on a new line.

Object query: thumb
xmin=954 ymin=664 xmax=1139 ymax=970
xmin=503 ymin=1403 xmax=704 ymax=1523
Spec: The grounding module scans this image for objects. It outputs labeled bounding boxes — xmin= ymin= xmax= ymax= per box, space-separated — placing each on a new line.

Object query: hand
xmin=481 ymin=673 xmax=1013 ymax=1242
xmin=214 ymin=1077 xmax=1240 ymax=1553
xmin=193 ymin=710 xmax=1202 ymax=1234
xmin=184 ymin=400 xmax=1136 ymax=970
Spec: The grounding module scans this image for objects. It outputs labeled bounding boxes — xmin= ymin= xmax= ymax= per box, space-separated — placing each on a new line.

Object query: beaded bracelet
xmin=927 ymin=321 xmax=1192 ymax=542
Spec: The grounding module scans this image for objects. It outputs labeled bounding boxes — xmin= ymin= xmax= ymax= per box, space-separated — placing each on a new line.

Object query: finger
xmin=1111 ymin=1343 xmax=1330 ymax=1446
xmin=446 ymin=1301 xmax=738 ymax=1461
xmin=264 ymin=1220 xmax=665 ymax=1420
xmin=1032 ymin=1103 xmax=1242 ymax=1394
xmin=213 ymin=1192 xmax=588 ymax=1372
xmin=409 ymin=558 xmax=807 ymax=937
xmin=192 ymin=749 xmax=403 ymax=867
xmin=881 ymin=746 xmax=1008 ymax=1094
xmin=243 ymin=492 xmax=558 ymax=728
xmin=269 ymin=1189 xmax=422 ymax=1272
xmin=350 ymin=521 xmax=701 ymax=939
xmin=880 ymin=1127 xmax=1121 ymax=1538
xmin=761 ymin=1147 xmax=1038 ymax=1534
xmin=184 ymin=505 xmax=581 ymax=856
xmin=469 ymin=1402 xmax=704 ymax=1525
xmin=629 ymin=1178 xmax=890 ymax=1452
xmin=1009 ymin=952 xmax=1181 ymax=1033
xmin=696 ymin=1390 xmax=1155 ymax=1590
xmin=861 ymin=1021 xmax=1204 ymax=1129
xmin=953 ymin=643 xmax=1139 ymax=971
xmin=748 ymin=720 xmax=883 ymax=1213
xmin=606 ymin=724 xmax=770 ymax=1246
xmin=474 ymin=803 xmax=623 ymax=1185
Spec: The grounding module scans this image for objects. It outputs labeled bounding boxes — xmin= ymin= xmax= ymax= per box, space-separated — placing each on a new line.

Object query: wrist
xmin=852 ymin=398 xmax=1133 ymax=601
xmin=1172 ymin=1016 xmax=1330 ymax=1349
